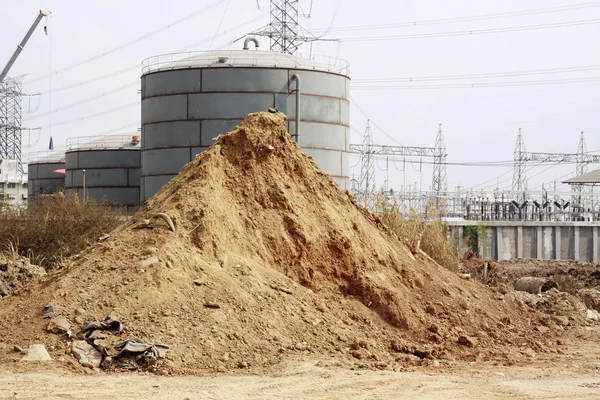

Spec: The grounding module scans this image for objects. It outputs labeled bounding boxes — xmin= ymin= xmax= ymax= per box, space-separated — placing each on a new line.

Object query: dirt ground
xmin=3 ymin=347 xmax=600 ymax=400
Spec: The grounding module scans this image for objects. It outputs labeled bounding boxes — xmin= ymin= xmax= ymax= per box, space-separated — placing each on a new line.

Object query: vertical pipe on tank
xmin=291 ymin=73 xmax=300 ymax=143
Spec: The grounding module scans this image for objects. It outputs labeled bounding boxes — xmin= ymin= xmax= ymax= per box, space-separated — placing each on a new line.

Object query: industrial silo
xmin=64 ymin=134 xmax=141 ymax=209
xmin=27 ymin=150 xmax=66 ymax=200
xmin=140 ymin=38 xmax=350 ymax=202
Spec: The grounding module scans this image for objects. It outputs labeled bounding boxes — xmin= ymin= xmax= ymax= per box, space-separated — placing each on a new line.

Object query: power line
xmin=351 ymin=76 xmax=600 ymax=90
xmin=311 ymin=2 xmax=600 ymax=32
xmin=339 ymin=19 xmax=600 ymax=42
xmin=352 ymin=64 xmax=600 ymax=83
xmin=24 ymin=82 xmax=139 ymax=121
xmin=29 ymin=14 xmax=267 ymax=97
xmin=24 ymin=0 xmax=229 ymax=84
xmin=33 ymin=102 xmax=139 ymax=129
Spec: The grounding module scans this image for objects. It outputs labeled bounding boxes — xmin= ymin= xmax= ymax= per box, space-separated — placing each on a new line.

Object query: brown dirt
xmin=0 ymin=257 xmax=46 ymax=299
xmin=461 ymin=258 xmax=600 ymax=325
xmin=0 ymin=112 xmax=569 ymax=374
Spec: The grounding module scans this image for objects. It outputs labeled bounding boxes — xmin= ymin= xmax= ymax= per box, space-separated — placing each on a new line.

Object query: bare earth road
xmin=2 ymin=359 xmax=600 ymax=400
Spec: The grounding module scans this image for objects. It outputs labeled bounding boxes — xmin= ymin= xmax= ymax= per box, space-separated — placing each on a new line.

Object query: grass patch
xmin=374 ymin=191 xmax=458 ymax=271
xmin=0 ymin=194 xmax=125 ymax=268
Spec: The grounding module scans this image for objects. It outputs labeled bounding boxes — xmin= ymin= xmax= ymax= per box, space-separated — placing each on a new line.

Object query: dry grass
xmin=374 ymin=191 xmax=458 ymax=271
xmin=0 ymin=194 xmax=125 ymax=268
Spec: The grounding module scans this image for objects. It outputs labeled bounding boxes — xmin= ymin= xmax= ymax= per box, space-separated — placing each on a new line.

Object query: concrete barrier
xmin=447 ymin=221 xmax=600 ymax=262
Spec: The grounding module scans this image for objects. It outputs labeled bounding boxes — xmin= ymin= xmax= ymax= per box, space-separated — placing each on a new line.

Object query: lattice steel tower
xmin=574 ymin=132 xmax=591 ymax=210
xmin=512 ymin=128 xmax=527 ymax=195
xmin=357 ymin=120 xmax=376 ymax=209
xmin=269 ymin=0 xmax=300 ymax=54
xmin=432 ymin=123 xmax=447 ymax=210
xmin=0 ymin=77 xmax=23 ymax=169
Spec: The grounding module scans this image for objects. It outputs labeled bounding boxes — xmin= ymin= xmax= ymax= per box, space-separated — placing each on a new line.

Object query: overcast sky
xmin=2 ymin=0 xmax=599 ymax=195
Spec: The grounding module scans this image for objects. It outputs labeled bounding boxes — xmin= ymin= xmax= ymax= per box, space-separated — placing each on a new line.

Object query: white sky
xmin=1 ymin=0 xmax=599 ymax=194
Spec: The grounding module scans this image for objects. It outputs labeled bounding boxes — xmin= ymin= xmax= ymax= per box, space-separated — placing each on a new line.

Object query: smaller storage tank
xmin=64 ymin=134 xmax=141 ymax=209
xmin=27 ymin=150 xmax=66 ymax=200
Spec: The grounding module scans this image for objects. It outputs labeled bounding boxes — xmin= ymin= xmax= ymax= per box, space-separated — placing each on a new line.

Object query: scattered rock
xmin=587 ymin=309 xmax=600 ymax=321
xmin=432 ymin=360 xmax=440 ymax=367
xmin=457 ymin=335 xmax=478 ymax=348
xmin=19 ymin=344 xmax=51 ymax=361
xmin=316 ymin=303 xmax=327 ymax=313
xmin=71 ymin=340 xmax=103 ymax=368
xmin=42 ymin=305 xmax=55 ymax=319
xmin=204 ymin=302 xmax=220 ymax=309
xmin=556 ymin=339 xmax=564 ymax=345
xmin=193 ymin=279 xmax=204 ymax=286
xmin=139 ymin=256 xmax=159 ymax=269
xmin=75 ymin=308 xmax=86 ymax=316
xmin=295 ymin=342 xmax=307 ymax=351
xmin=216 ymin=366 xmax=227 ymax=373
xmin=237 ymin=361 xmax=248 ymax=368
xmin=554 ymin=315 xmax=570 ymax=326
xmin=47 ymin=316 xmax=71 ymax=334
xmin=350 ymin=350 xmax=362 ymax=359
xmin=458 ymin=273 xmax=472 ymax=280
xmin=535 ymin=325 xmax=549 ymax=334
xmin=13 ymin=345 xmax=25 ymax=354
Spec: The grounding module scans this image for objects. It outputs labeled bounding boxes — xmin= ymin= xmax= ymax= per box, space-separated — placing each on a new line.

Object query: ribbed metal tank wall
xmin=140 ymin=47 xmax=350 ymax=202
xmin=64 ymin=135 xmax=141 ymax=208
xmin=27 ymin=151 xmax=66 ymax=199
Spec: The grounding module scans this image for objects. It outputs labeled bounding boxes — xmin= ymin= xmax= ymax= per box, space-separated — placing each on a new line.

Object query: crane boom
xmin=0 ymin=10 xmax=49 ymax=83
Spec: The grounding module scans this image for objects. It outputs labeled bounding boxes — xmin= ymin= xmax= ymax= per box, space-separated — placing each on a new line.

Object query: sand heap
xmin=0 ymin=112 xmax=551 ymax=373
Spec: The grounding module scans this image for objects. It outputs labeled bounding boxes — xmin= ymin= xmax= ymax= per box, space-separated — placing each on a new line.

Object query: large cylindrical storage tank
xmin=64 ymin=134 xmax=141 ymax=209
xmin=27 ymin=151 xmax=66 ymax=200
xmin=140 ymin=45 xmax=350 ymax=202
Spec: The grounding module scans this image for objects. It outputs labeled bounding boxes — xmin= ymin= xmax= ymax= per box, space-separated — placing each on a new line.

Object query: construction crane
xmin=0 ymin=10 xmax=50 ymax=83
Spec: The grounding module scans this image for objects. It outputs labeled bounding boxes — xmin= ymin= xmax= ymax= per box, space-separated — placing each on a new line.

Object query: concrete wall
xmin=448 ymin=221 xmax=600 ymax=262
xmin=140 ymin=66 xmax=350 ymax=202
xmin=27 ymin=162 xmax=65 ymax=199
xmin=64 ymin=149 xmax=140 ymax=208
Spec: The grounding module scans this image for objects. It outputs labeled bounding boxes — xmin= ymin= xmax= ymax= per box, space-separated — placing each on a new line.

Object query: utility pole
xmin=574 ymin=132 xmax=591 ymax=211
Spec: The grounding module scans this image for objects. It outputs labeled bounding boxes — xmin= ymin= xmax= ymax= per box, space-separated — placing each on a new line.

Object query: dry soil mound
xmin=0 ymin=257 xmax=45 ymax=299
xmin=0 ymin=112 xmax=549 ymax=373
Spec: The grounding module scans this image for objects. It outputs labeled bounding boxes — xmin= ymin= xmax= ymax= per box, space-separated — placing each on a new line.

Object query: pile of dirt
xmin=461 ymin=258 xmax=600 ymax=324
xmin=0 ymin=112 xmax=555 ymax=374
xmin=0 ymin=257 xmax=46 ymax=299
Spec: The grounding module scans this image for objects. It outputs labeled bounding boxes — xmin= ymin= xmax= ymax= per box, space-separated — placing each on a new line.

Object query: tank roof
xmin=142 ymin=50 xmax=350 ymax=76
xmin=27 ymin=150 xmax=66 ymax=164
xmin=66 ymin=134 xmax=141 ymax=152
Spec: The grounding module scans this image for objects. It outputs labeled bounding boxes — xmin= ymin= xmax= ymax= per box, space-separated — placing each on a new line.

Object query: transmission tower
xmin=355 ymin=120 xmax=376 ymax=209
xmin=512 ymin=128 xmax=527 ymax=196
xmin=0 ymin=77 xmax=23 ymax=171
xmin=574 ymin=132 xmax=591 ymax=210
xmin=432 ymin=123 xmax=447 ymax=210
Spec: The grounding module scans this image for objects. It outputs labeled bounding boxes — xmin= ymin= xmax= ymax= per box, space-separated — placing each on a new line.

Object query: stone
xmin=47 ymin=316 xmax=71 ymax=334
xmin=75 ymin=308 xmax=86 ymax=316
xmin=237 ymin=361 xmax=249 ymax=368
xmin=457 ymin=335 xmax=478 ymax=348
xmin=139 ymin=256 xmax=159 ymax=269
xmin=350 ymin=350 xmax=362 ymax=359
xmin=20 ymin=344 xmax=51 ymax=361
xmin=295 ymin=342 xmax=307 ymax=351
xmin=316 ymin=303 xmax=327 ymax=313
xmin=71 ymin=340 xmax=103 ymax=368
xmin=535 ymin=325 xmax=549 ymax=334
xmin=13 ymin=345 xmax=25 ymax=354
xmin=216 ymin=366 xmax=227 ymax=373
xmin=432 ymin=360 xmax=441 ymax=367
xmin=554 ymin=315 xmax=570 ymax=326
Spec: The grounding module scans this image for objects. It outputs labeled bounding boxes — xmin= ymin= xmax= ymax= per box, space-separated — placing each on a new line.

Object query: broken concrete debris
xmin=19 ymin=344 xmax=51 ymax=362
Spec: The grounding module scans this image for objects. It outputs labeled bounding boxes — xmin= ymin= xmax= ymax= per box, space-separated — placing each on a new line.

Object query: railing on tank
xmin=66 ymin=134 xmax=141 ymax=151
xmin=141 ymin=51 xmax=350 ymax=75
xmin=26 ymin=150 xmax=66 ymax=163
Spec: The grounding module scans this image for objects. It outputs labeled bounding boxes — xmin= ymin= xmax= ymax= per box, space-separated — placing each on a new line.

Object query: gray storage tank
xmin=27 ymin=150 xmax=66 ymax=200
xmin=140 ymin=41 xmax=350 ymax=202
xmin=64 ymin=134 xmax=141 ymax=208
